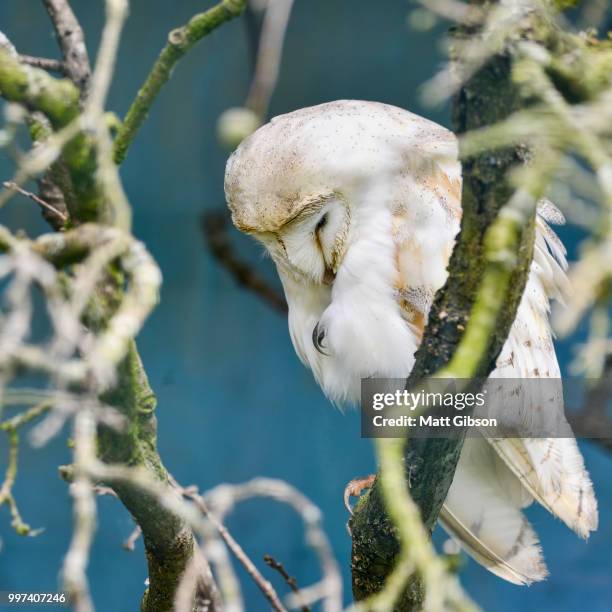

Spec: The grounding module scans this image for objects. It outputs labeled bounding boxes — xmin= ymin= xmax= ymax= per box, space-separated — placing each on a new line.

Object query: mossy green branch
xmin=350 ymin=22 xmax=543 ymax=611
xmin=113 ymin=0 xmax=247 ymax=164
xmin=1 ymin=11 xmax=224 ymax=609
xmin=0 ymin=400 xmax=51 ymax=536
xmin=0 ymin=49 xmax=79 ymax=126
xmin=440 ymin=201 xmax=535 ymax=378
xmin=0 ymin=50 xmax=103 ymax=223
xmin=99 ymin=342 xmax=220 ymax=612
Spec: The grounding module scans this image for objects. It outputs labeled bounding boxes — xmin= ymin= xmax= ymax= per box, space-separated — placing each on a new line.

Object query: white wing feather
xmin=487 ymin=208 xmax=598 ymax=538
xmin=395 ymin=170 xmax=598 ymax=582
xmin=440 ymin=438 xmax=547 ymax=585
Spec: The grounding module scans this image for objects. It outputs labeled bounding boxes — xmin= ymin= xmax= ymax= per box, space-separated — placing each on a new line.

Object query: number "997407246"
xmin=0 ymin=592 xmax=68 ymax=606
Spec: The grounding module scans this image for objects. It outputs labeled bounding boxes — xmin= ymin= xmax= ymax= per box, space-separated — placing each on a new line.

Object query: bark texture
xmin=350 ymin=21 xmax=542 ymax=611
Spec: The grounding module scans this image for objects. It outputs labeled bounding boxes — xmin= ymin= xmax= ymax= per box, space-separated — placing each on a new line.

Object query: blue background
xmin=0 ymin=1 xmax=609 ymax=610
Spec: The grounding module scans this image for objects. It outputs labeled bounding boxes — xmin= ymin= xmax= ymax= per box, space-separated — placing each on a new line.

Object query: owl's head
xmin=224 ymin=100 xmax=456 ymax=285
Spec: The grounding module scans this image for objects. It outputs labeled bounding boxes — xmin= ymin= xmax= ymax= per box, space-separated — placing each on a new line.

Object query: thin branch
xmin=113 ymin=0 xmax=247 ymax=164
xmin=42 ymin=0 xmax=92 ymax=96
xmin=3 ymin=180 xmax=68 ymax=222
xmin=81 ymin=0 xmax=132 ymax=231
xmin=204 ymin=478 xmax=343 ymax=612
xmin=0 ymin=400 xmax=50 ymax=536
xmin=0 ymin=400 xmax=53 ymax=431
xmin=202 ymin=211 xmax=288 ymax=314
xmin=0 ymin=431 xmax=20 ymax=520
xmin=18 ymin=55 xmax=66 ymax=74
xmin=181 ymin=484 xmax=287 ymax=612
xmin=263 ymin=555 xmax=310 ymax=612
xmin=62 ymin=410 xmax=97 ymax=612
xmin=245 ymin=0 xmax=294 ymax=117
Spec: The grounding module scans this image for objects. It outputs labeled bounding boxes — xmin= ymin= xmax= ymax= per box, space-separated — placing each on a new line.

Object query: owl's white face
xmin=256 ymin=193 xmax=352 ymax=286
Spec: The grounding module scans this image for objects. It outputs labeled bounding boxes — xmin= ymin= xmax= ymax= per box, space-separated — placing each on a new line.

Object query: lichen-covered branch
xmin=0 ymin=3 xmax=244 ymax=606
xmin=42 ymin=0 xmax=92 ymax=96
xmin=0 ymin=50 xmax=102 ymax=222
xmin=202 ymin=211 xmax=288 ymax=314
xmin=98 ymin=343 xmax=222 ymax=612
xmin=349 ymin=11 xmax=556 ymax=611
xmin=0 ymin=49 xmax=80 ymax=125
xmin=113 ymin=0 xmax=247 ymax=164
xmin=351 ymin=2 xmax=612 ymax=606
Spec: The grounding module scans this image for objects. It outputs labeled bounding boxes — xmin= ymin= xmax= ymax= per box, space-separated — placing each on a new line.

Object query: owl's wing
xmin=393 ymin=163 xmax=546 ymax=583
xmin=486 ymin=204 xmax=598 ymax=538
xmin=439 ymin=438 xmax=546 ymax=585
xmin=393 ymin=164 xmax=597 ymax=583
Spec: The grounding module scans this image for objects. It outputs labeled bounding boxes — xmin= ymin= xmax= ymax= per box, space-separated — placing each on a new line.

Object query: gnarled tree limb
xmin=0 ymin=2 xmax=247 ymax=606
xmin=349 ymin=18 xmax=550 ymax=611
xmin=42 ymin=0 xmax=91 ymax=96
xmin=99 ymin=343 xmax=222 ymax=612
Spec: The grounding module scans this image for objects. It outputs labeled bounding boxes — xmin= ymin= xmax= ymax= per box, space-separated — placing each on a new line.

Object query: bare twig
xmin=113 ymin=0 xmax=247 ymax=164
xmin=202 ymin=211 xmax=288 ymax=314
xmin=0 ymin=400 xmax=52 ymax=432
xmin=264 ymin=555 xmax=311 ymax=612
xmin=205 ymin=478 xmax=343 ymax=612
xmin=181 ymin=484 xmax=287 ymax=612
xmin=62 ymin=410 xmax=97 ymax=612
xmin=3 ymin=180 xmax=68 ymax=222
xmin=18 ymin=55 xmax=66 ymax=74
xmin=81 ymin=0 xmax=132 ymax=231
xmin=0 ymin=431 xmax=23 ymax=528
xmin=42 ymin=0 xmax=92 ymax=96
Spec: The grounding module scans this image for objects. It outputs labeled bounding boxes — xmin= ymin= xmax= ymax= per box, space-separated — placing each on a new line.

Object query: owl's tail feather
xmin=488 ymin=437 xmax=598 ymax=539
xmin=439 ymin=507 xmax=546 ymax=585
xmin=439 ymin=438 xmax=548 ymax=585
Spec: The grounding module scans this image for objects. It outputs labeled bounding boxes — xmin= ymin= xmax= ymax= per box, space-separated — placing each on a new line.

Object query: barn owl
xmin=224 ymin=100 xmax=598 ymax=585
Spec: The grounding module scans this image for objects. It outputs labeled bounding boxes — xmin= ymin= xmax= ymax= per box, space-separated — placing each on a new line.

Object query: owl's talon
xmin=344 ymin=474 xmax=376 ymax=515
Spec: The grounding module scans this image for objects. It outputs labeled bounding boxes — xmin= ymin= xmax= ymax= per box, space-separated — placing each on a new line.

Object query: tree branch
xmin=18 ymin=54 xmax=66 ymax=74
xmin=181 ymin=484 xmax=286 ymax=612
xmin=0 ymin=50 xmax=103 ymax=222
xmin=113 ymin=0 xmax=247 ymax=164
xmin=349 ymin=17 xmax=547 ymax=611
xmin=42 ymin=0 xmax=92 ymax=96
xmin=98 ymin=343 xmax=222 ymax=612
xmin=201 ymin=211 xmax=288 ymax=314
xmin=263 ymin=555 xmax=310 ymax=612
xmin=0 ymin=3 xmax=243 ymax=605
xmin=2 ymin=180 xmax=68 ymax=223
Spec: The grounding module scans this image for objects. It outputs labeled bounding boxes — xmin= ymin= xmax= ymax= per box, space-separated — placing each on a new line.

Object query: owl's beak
xmin=322 ymin=266 xmax=335 ymax=286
